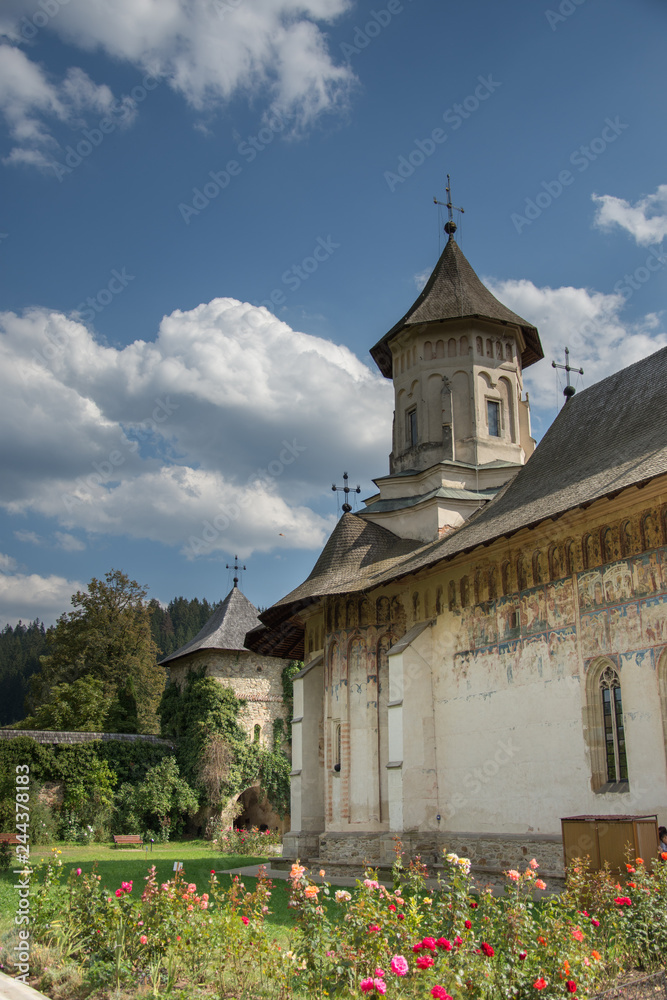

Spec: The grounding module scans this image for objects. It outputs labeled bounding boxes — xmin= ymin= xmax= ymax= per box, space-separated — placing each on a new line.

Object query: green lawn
xmin=0 ymin=840 xmax=297 ymax=936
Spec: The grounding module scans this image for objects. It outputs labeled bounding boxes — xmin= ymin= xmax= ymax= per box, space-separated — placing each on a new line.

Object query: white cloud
xmin=54 ymin=531 xmax=85 ymax=552
xmin=592 ymin=185 xmax=667 ymax=247
xmin=0 ymin=298 xmax=391 ymax=558
xmin=413 ymin=268 xmax=430 ymax=290
xmin=0 ymin=566 xmax=83 ymax=626
xmin=486 ymin=277 xmax=667 ymax=429
xmin=0 ymin=43 xmax=133 ymax=169
xmin=0 ymin=553 xmax=17 ymax=571
xmin=0 ymin=0 xmax=354 ymax=170
xmin=14 ymin=529 xmax=41 ymax=544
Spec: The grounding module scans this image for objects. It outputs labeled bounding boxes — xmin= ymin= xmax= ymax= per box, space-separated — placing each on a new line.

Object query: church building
xmin=246 ymin=224 xmax=667 ymax=874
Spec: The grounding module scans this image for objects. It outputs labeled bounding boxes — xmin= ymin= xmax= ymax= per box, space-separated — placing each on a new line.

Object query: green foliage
xmin=0 ymin=619 xmax=48 ymax=726
xmin=30 ymin=569 xmax=165 ymax=734
xmin=281 ymin=660 xmax=301 ymax=743
xmin=112 ymin=757 xmax=198 ymax=840
xmin=21 ymin=674 xmax=112 ymax=731
xmin=159 ymin=669 xmax=256 ymax=803
xmin=105 ymin=676 xmax=140 ymax=733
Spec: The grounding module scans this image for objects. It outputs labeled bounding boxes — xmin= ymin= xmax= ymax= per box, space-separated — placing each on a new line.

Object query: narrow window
xmin=487 ymin=399 xmax=500 ymax=437
xmin=600 ymin=667 xmax=628 ymax=783
xmin=406 ymin=408 xmax=418 ymax=447
xmin=253 ymin=723 xmax=261 ymax=744
xmin=333 ymin=722 xmax=342 ymax=772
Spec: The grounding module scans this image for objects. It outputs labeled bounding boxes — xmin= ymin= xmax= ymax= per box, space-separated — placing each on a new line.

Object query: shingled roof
xmin=370 ymin=236 xmax=543 ymax=378
xmin=247 ymin=345 xmax=667 ymax=656
xmin=160 ymin=585 xmax=261 ymax=665
xmin=244 ymin=516 xmax=422 ymax=657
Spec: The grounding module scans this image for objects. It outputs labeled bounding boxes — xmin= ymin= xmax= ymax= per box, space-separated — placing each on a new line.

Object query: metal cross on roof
xmin=332 ymin=471 xmax=361 ymax=514
xmin=434 ymin=173 xmax=465 ymax=236
xmin=226 ymin=555 xmax=246 ymax=587
xmin=552 ymin=347 xmax=584 ymax=400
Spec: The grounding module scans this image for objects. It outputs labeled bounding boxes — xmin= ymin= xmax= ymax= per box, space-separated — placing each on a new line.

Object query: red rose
xmin=416 ymin=955 xmax=434 ymax=969
xmin=566 ymin=982 xmax=577 ymax=994
xmin=481 ymin=942 xmax=494 ymax=957
xmin=464 ymin=919 xmax=472 ymax=929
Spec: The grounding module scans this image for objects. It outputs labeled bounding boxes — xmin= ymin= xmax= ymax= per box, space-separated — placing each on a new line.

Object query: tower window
xmin=600 ymin=667 xmax=628 ymax=782
xmin=406 ymin=408 xmax=418 ymax=446
xmin=487 ymin=400 xmax=500 ymax=437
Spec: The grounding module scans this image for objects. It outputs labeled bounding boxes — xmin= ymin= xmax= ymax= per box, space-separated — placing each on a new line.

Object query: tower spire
xmin=226 ymin=555 xmax=246 ymax=588
xmin=434 ymin=173 xmax=464 ymax=236
xmin=552 ymin=347 xmax=584 ymax=400
xmin=332 ymin=471 xmax=361 ymax=514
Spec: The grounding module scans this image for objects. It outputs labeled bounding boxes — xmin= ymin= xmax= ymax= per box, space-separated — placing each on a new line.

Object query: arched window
xmin=501 ymin=560 xmax=510 ymax=596
xmin=495 ymin=340 xmax=503 ymax=359
xmin=585 ymin=659 xmax=629 ymax=790
xmin=460 ymin=575 xmax=470 ymax=607
xmin=459 ymin=335 xmax=469 ymax=356
xmin=599 ymin=666 xmax=628 ymax=783
xmin=448 ymin=337 xmax=457 ymax=358
xmin=448 ymin=580 xmax=456 ymax=612
xmin=505 ymin=343 xmax=513 ymax=361
xmin=253 ymin=724 xmax=261 ymax=744
xmin=476 ymin=336 xmax=483 ymax=355
xmin=424 ymin=340 xmax=433 ymax=360
xmin=486 ymin=338 xmax=493 ymax=358
xmin=516 ymin=554 xmax=528 ymax=592
xmin=435 ymin=340 xmax=445 ymax=358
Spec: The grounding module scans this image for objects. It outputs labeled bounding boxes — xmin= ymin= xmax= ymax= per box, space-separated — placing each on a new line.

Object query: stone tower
xmin=360 ymin=234 xmax=544 ymax=542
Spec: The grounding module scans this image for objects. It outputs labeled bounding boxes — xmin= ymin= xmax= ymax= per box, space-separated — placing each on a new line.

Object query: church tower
xmin=360 ymin=220 xmax=543 ymax=542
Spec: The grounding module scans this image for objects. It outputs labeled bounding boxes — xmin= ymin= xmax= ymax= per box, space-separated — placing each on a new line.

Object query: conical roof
xmin=370 ymin=236 xmax=543 ymax=377
xmin=160 ymin=585 xmax=261 ymax=665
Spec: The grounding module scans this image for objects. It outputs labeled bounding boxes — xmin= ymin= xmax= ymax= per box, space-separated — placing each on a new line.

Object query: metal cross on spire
xmin=434 ymin=174 xmax=465 ymax=236
xmin=226 ymin=555 xmax=246 ymax=587
xmin=552 ymin=347 xmax=584 ymax=400
xmin=332 ymin=471 xmax=361 ymax=514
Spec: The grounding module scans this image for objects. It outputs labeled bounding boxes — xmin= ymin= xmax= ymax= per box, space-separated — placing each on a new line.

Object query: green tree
xmin=22 ymin=674 xmax=111 ymax=732
xmin=113 ymin=757 xmax=198 ymax=839
xmin=30 ymin=569 xmax=165 ymax=733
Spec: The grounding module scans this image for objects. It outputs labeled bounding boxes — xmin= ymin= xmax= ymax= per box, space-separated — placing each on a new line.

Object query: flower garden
xmin=3 ymin=845 xmax=667 ymax=999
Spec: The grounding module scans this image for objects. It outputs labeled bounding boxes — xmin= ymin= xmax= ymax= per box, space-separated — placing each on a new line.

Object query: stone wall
xmin=0 ymin=730 xmax=174 ymax=746
xmin=168 ymin=648 xmax=290 ymax=747
xmin=294 ymin=829 xmax=564 ymax=875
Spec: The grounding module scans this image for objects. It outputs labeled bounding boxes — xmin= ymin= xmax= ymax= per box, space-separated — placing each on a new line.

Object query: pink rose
xmin=416 ymin=954 xmax=434 ymax=969
xmin=241 ymin=916 xmax=249 ymax=925
xmin=390 ymin=955 xmax=408 ymax=976
xmin=432 ymin=988 xmax=453 ymax=1000
xmin=76 ymin=868 xmax=82 ymax=876
xmin=140 ymin=934 xmax=148 ymax=945
xmin=535 ymin=879 xmax=547 ymax=890
xmin=374 ymin=980 xmax=387 ymax=996
xmin=115 ymin=889 xmax=122 ymax=898
xmin=360 ymin=978 xmax=374 ymax=993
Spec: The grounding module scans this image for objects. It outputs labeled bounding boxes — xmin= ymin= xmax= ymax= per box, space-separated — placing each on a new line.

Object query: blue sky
xmin=1 ymin=0 xmax=666 ymax=626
